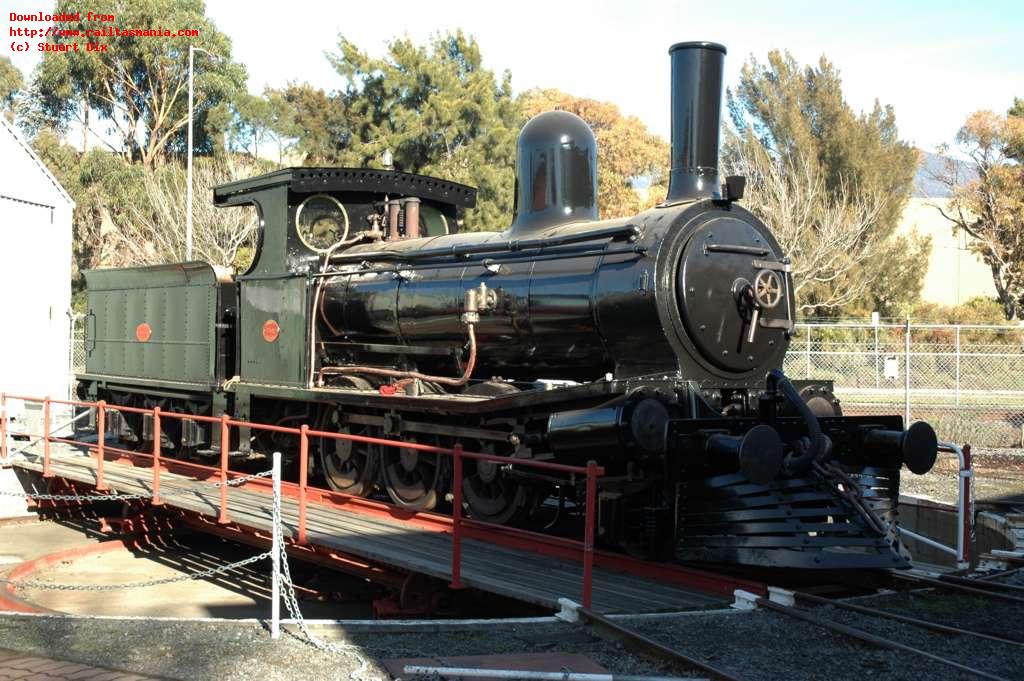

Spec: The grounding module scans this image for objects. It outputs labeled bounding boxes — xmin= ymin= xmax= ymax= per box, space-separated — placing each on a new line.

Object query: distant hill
xmin=914 ymin=151 xmax=976 ymax=199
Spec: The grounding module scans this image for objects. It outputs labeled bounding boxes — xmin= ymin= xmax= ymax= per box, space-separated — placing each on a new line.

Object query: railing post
xmin=450 ymin=443 xmax=464 ymax=589
xmin=151 ymin=407 xmax=162 ymax=505
xmin=804 ymin=324 xmax=811 ymax=379
xmin=954 ymin=325 xmax=961 ymax=407
xmin=270 ymin=450 xmax=282 ymax=640
xmin=218 ymin=413 xmax=230 ymax=524
xmin=42 ymin=396 xmax=52 ymax=478
xmin=95 ymin=401 xmax=107 ymax=491
xmin=1 ymin=392 xmax=8 ymax=466
xmin=582 ymin=460 xmax=598 ymax=610
xmin=298 ymin=424 xmax=309 ymax=545
xmin=960 ymin=444 xmax=973 ymax=568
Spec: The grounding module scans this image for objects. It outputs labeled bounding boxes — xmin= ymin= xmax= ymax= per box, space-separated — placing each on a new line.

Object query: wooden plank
xmin=31 ymin=452 xmax=712 ymax=611
xmin=11 ymin=446 xmax=720 ymax=613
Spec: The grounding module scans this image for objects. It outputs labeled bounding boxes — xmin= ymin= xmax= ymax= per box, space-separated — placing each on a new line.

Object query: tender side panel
xmin=83 ymin=263 xmax=218 ymax=385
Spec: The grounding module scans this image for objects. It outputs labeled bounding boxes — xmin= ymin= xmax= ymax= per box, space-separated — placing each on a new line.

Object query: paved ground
xmin=0 ymin=519 xmax=102 ymax=569
xmin=0 ymin=519 xmax=373 ymax=619
xmin=0 ymin=648 xmax=155 ymax=680
xmin=0 ymin=613 xmax=690 ymax=681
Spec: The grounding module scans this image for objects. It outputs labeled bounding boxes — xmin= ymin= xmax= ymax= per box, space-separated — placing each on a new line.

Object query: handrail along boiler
xmin=76 ymin=41 xmax=938 ymax=569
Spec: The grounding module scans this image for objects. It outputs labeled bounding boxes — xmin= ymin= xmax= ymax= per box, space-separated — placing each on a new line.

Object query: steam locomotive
xmin=77 ymin=41 xmax=938 ymax=570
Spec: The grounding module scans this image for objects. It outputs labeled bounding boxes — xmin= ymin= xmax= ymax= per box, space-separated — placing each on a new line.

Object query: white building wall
xmin=0 ymin=119 xmax=74 ymax=404
xmin=896 ymin=197 xmax=997 ymax=307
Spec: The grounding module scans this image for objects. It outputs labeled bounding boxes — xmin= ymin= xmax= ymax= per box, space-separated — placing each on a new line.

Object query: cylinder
xmin=666 ymin=41 xmax=726 ymax=203
xmin=547 ymin=407 xmax=625 ymax=452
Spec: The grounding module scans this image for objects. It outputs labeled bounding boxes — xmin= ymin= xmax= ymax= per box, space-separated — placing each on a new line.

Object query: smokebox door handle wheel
xmin=754 ymin=269 xmax=782 ymax=309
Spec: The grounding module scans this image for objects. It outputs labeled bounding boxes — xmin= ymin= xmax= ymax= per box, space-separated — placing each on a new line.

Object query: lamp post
xmin=186 ymin=45 xmax=218 ymax=261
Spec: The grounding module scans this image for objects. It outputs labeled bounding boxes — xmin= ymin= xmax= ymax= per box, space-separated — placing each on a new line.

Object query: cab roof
xmin=213 ymin=167 xmax=477 ymax=209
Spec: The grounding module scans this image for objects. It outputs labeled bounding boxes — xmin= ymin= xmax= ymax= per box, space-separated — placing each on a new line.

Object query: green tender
xmin=83 ymin=262 xmax=218 ymax=385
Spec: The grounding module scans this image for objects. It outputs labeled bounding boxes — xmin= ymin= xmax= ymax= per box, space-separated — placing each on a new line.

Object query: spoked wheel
xmin=459 ymin=380 xmax=535 ymax=525
xmin=461 ymin=441 xmax=535 ymax=525
xmin=381 ymin=435 xmax=448 ymax=511
xmin=317 ymin=406 xmax=379 ymax=497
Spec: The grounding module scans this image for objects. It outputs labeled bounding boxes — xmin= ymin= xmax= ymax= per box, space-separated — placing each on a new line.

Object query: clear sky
xmin=5 ymin=0 xmax=1023 ymax=152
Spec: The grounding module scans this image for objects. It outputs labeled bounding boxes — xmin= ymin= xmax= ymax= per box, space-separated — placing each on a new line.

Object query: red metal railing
xmin=0 ymin=391 xmax=606 ymax=608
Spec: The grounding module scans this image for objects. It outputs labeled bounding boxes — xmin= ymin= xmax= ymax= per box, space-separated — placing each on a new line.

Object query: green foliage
xmin=1008 ymin=97 xmax=1024 ymax=162
xmin=326 ymin=31 xmax=519 ymax=230
xmin=911 ymin=296 xmax=1008 ymax=325
xmin=31 ymin=130 xmax=145 ymax=288
xmin=228 ymin=89 xmax=303 ymax=162
xmin=854 ymin=232 xmax=932 ymax=317
xmin=0 ymin=56 xmax=23 ymax=117
xmin=27 ymin=0 xmax=246 ymax=166
xmin=250 ymin=84 xmax=332 ymax=162
xmin=727 ymin=51 xmax=925 ymax=316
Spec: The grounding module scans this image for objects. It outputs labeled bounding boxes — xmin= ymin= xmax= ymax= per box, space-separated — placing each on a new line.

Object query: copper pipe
xmin=317 ymin=323 xmax=478 ymax=389
xmin=404 ymin=197 xmax=421 ymax=239
xmin=316 ymin=281 xmax=343 ymax=337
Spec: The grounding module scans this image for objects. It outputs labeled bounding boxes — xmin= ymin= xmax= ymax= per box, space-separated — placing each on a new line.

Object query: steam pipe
xmin=767 ymin=369 xmax=831 ymax=474
xmin=666 ymin=41 xmax=726 ymax=203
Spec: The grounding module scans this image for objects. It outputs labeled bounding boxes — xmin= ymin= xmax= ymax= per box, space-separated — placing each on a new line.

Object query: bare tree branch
xmin=110 ymin=159 xmax=261 ymax=272
xmin=725 ymin=132 xmax=888 ymax=312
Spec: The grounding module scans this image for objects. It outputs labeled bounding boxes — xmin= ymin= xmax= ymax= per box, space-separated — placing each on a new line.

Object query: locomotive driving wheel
xmin=458 ymin=381 xmax=535 ymax=525
xmin=461 ymin=441 xmax=535 ymax=525
xmin=317 ymin=405 xmax=379 ymax=497
xmin=381 ymin=435 xmax=448 ymax=510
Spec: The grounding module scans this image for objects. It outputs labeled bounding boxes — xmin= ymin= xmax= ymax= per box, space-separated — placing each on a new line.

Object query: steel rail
xmin=577 ymin=607 xmax=743 ymax=681
xmin=891 ymin=572 xmax=1024 ymax=605
xmin=756 ymin=598 xmax=1012 ymax=681
xmin=975 ymin=564 xmax=1024 ymax=581
xmin=936 ymin=574 xmax=1024 ymax=594
xmin=792 ymin=590 xmax=1024 ymax=648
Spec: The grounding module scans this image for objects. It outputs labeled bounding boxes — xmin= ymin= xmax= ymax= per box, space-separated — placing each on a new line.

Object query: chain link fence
xmin=784 ymin=321 xmax=1024 ymax=449
xmin=71 ymin=313 xmax=85 ymax=375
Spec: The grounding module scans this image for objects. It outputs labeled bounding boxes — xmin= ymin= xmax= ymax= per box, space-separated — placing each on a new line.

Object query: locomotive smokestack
xmin=666 ymin=41 xmax=726 ymax=203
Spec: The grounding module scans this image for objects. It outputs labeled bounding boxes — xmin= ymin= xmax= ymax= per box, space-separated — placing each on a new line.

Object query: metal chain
xmin=0 ymin=551 xmax=271 ymax=591
xmin=813 ymin=460 xmax=889 ymax=536
xmin=0 ymin=488 xmax=152 ymax=502
xmin=211 ymin=469 xmax=274 ymax=487
xmin=270 ymin=465 xmax=373 ymax=681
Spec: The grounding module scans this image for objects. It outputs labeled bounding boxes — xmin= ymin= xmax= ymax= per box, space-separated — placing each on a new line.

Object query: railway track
xmin=570 ymin=566 xmax=1024 ymax=681
xmin=575 ymin=607 xmax=742 ymax=681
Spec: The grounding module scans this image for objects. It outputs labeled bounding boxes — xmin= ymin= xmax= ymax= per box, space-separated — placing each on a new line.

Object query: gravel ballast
xmin=2 ymin=587 xmax=1021 ymax=681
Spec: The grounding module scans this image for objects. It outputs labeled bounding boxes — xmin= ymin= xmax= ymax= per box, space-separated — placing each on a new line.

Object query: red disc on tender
xmin=262 ymin=319 xmax=280 ymax=343
xmin=135 ymin=323 xmax=152 ymax=342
